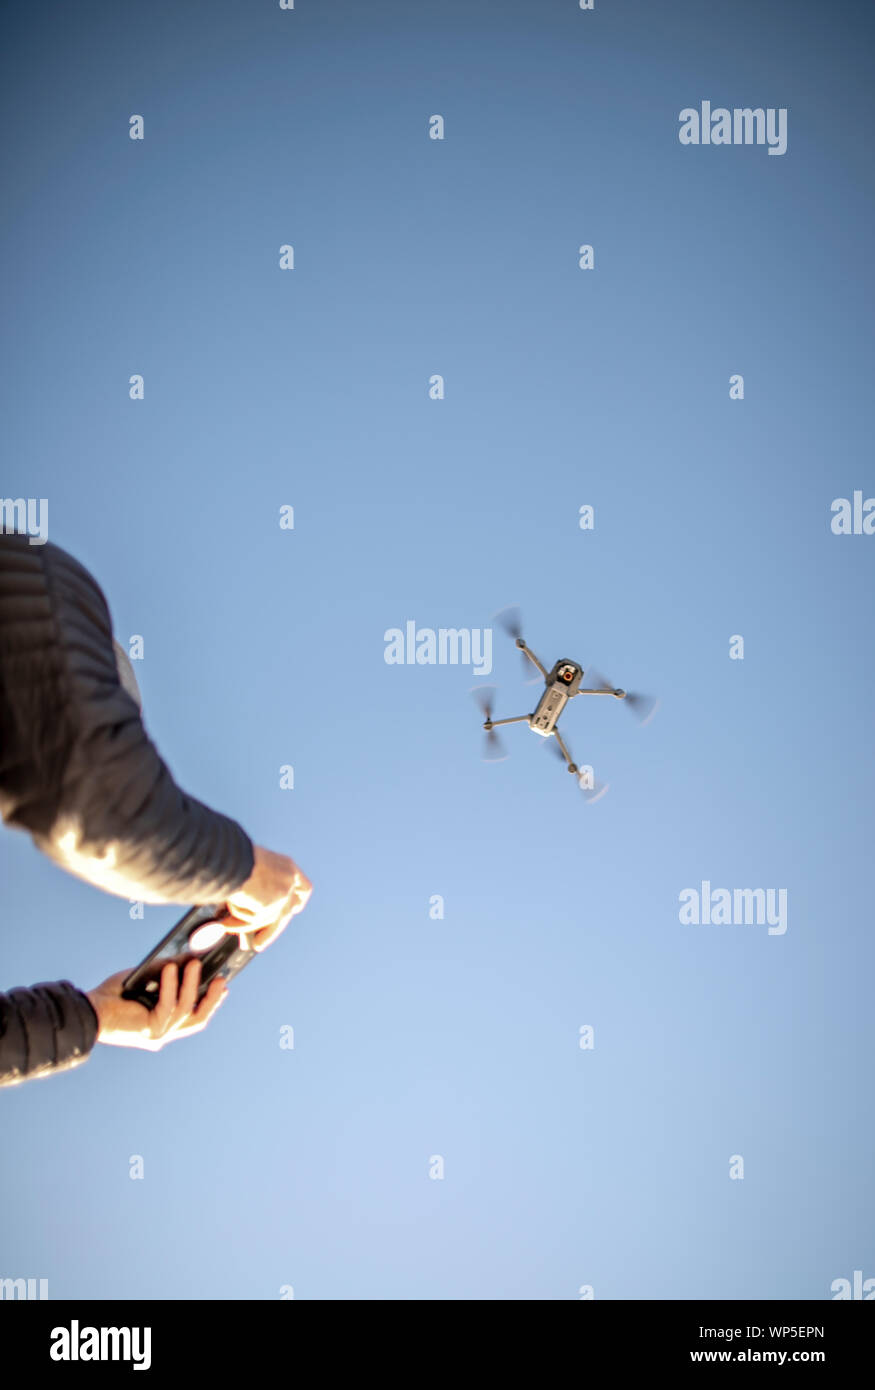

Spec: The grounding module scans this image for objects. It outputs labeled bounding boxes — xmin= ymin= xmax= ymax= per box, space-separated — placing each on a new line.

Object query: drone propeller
xmin=544 ymin=737 xmax=609 ymax=801
xmin=589 ymin=667 xmax=658 ymax=725
xmin=493 ymin=605 xmax=523 ymax=641
xmin=471 ymin=685 xmax=508 ymax=762
xmin=472 ymin=684 xmax=495 ymax=720
xmin=493 ymin=605 xmax=540 ymax=683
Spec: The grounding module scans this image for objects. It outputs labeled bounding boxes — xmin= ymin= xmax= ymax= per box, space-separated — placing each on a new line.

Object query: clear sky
xmin=1 ymin=0 xmax=872 ymax=1300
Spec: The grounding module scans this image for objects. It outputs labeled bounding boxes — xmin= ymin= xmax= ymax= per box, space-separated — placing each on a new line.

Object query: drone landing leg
xmin=552 ymin=728 xmax=578 ymax=774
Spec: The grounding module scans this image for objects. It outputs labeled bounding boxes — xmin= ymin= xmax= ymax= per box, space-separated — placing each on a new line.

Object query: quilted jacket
xmin=0 ymin=532 xmax=254 ymax=1085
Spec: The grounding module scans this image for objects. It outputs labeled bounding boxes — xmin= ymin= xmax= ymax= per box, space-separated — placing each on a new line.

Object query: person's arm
xmin=0 ymin=981 xmax=98 ymax=1087
xmin=0 ymin=534 xmax=254 ymax=904
xmin=0 ymin=961 xmax=229 ymax=1087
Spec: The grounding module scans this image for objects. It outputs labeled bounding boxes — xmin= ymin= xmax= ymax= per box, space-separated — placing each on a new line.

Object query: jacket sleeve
xmin=0 ymin=534 xmax=255 ymax=904
xmin=0 ymin=981 xmax=98 ymax=1087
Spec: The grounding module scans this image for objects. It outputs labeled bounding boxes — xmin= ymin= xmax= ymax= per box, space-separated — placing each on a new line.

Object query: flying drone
xmin=473 ymin=608 xmax=657 ymax=799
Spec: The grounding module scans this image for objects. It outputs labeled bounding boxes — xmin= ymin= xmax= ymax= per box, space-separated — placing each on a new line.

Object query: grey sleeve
xmin=0 ymin=981 xmax=99 ymax=1088
xmin=0 ymin=535 xmax=255 ymax=904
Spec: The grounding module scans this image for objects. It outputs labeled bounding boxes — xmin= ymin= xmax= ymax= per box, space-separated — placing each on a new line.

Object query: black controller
xmin=121 ymin=904 xmax=258 ymax=1011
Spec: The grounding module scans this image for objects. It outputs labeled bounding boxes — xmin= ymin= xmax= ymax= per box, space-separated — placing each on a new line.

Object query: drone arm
xmin=485 ymin=713 xmax=532 ymax=728
xmin=552 ymin=728 xmax=577 ymax=771
xmin=518 ymin=641 xmax=548 ymax=679
xmin=576 ymin=687 xmax=624 ymax=698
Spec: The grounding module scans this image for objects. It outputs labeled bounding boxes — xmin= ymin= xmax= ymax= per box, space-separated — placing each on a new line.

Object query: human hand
xmin=86 ymin=959 xmax=228 ymax=1051
xmin=224 ymin=845 xmax=313 ymax=952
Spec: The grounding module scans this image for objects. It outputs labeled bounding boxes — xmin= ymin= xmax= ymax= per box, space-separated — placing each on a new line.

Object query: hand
xmin=224 ymin=845 xmax=313 ymax=952
xmin=86 ymin=959 xmax=228 ymax=1051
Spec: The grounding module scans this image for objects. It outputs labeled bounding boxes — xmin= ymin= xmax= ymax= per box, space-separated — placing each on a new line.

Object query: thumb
xmin=217 ymin=911 xmax=255 ymax=951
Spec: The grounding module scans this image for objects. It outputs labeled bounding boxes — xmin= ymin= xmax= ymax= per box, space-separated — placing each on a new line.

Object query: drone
xmin=473 ymin=608 xmax=657 ymax=798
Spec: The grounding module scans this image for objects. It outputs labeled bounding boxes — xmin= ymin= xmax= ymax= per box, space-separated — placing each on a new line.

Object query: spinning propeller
xmin=471 ymin=685 xmax=508 ymax=761
xmin=588 ymin=667 xmax=658 ymax=725
xmin=493 ymin=605 xmax=541 ymax=683
xmin=544 ymin=735 xmax=610 ymax=802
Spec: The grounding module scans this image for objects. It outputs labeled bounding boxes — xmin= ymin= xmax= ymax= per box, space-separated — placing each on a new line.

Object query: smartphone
xmin=121 ymin=904 xmax=258 ymax=1011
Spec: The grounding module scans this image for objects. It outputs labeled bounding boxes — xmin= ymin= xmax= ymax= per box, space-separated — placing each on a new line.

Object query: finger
xmin=216 ymin=913 xmax=256 ymax=953
xmin=252 ymin=903 xmax=303 ymax=951
xmin=174 ymin=957 xmax=202 ymax=1022
xmin=191 ymin=977 xmax=228 ymax=1023
xmin=231 ymin=905 xmax=260 ymax=926
xmin=289 ymin=881 xmax=313 ymax=916
xmin=279 ymin=876 xmax=312 ymax=923
xmin=250 ymin=896 xmax=299 ymax=953
xmin=251 ymin=920 xmax=286 ymax=953
xmin=151 ymin=961 xmax=182 ymax=1034
xmin=224 ymin=896 xmax=276 ymax=929
xmin=219 ymin=909 xmax=258 ymax=935
xmin=171 ymin=978 xmax=228 ymax=1040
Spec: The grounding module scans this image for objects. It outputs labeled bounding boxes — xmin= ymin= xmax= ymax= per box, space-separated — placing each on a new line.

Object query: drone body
xmin=475 ymin=610 xmax=654 ymax=796
xmin=530 ymin=659 xmax=586 ymax=735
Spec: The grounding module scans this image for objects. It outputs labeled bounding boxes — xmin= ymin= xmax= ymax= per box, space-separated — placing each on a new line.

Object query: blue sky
xmin=1 ymin=0 xmax=872 ymax=1299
